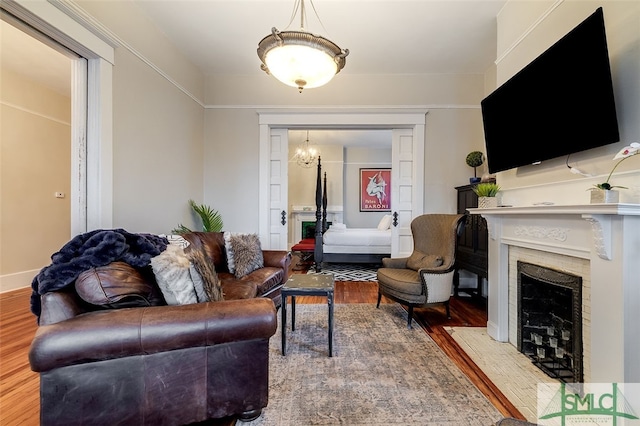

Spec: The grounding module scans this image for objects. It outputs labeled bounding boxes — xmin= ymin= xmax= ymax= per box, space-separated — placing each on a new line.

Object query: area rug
xmin=245 ymin=304 xmax=503 ymax=425
xmin=307 ymin=263 xmax=378 ymax=281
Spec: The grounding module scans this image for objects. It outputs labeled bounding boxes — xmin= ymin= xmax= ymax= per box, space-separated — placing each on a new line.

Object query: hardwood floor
xmin=0 ymin=260 xmax=524 ymax=425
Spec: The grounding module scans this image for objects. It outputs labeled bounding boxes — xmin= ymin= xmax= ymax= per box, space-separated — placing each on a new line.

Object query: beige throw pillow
xmin=150 ymin=245 xmax=199 ymax=305
xmin=406 ymin=251 xmax=444 ymax=271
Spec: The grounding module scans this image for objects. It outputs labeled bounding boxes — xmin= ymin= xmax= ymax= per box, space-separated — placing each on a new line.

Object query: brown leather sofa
xmin=182 ymin=231 xmax=291 ymax=307
xmin=29 ymin=232 xmax=292 ymax=426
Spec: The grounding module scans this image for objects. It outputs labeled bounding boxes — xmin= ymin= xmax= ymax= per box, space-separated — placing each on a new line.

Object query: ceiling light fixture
xmin=257 ymin=0 xmax=349 ymax=93
xmin=293 ymin=131 xmax=320 ymax=168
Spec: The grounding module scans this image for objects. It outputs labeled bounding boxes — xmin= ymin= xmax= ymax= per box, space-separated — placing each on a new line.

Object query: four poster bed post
xmin=311 ymin=157 xmax=391 ymax=273
xmin=314 ymin=158 xmax=324 ymax=272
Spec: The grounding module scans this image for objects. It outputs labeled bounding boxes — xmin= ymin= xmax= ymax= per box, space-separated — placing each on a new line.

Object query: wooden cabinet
xmin=454 ymin=185 xmax=488 ymax=298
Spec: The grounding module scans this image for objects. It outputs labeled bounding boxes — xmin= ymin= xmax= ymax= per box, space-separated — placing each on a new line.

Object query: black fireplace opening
xmin=301 ymin=221 xmax=331 ymax=239
xmin=517 ymin=261 xmax=583 ymax=383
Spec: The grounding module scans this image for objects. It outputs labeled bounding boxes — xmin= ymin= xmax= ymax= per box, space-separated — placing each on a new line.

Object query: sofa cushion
xmin=226 ymin=233 xmax=264 ymax=278
xmin=406 ymin=251 xmax=444 ymax=271
xmin=75 ymin=262 xmax=164 ymax=309
xmin=220 ymin=279 xmax=258 ymax=300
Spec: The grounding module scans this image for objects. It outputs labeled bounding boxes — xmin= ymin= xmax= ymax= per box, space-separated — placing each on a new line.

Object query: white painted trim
xmin=258 ymin=108 xmax=427 ymax=249
xmin=209 ymin=104 xmax=478 ymax=110
xmin=6 ymin=0 xmax=114 ymax=231
xmin=494 ymin=0 xmax=564 ymax=66
xmin=0 ymin=269 xmax=40 ymax=293
xmin=50 ymin=0 xmax=203 ymax=107
xmin=0 ymin=100 xmax=71 ymax=125
xmin=4 ymin=0 xmax=115 ymax=63
xmin=87 ymin=58 xmax=113 ymax=229
xmin=71 ymin=57 xmax=88 ymax=236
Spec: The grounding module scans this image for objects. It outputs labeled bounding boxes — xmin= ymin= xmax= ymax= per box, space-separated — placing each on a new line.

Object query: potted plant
xmin=590 ymin=142 xmax=639 ymax=203
xmin=466 ymin=151 xmax=485 ymax=184
xmin=472 ymin=182 xmax=501 ymax=208
xmin=172 ymin=199 xmax=224 ymax=234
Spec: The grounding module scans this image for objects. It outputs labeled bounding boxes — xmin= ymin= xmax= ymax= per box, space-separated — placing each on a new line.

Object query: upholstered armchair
xmin=376 ymin=214 xmax=466 ymax=328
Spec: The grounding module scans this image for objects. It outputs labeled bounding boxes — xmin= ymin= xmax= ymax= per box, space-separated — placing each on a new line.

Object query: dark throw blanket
xmin=31 ymin=229 xmax=168 ymax=320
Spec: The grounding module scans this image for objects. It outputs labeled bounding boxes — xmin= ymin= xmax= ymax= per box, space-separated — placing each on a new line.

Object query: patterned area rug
xmin=245 ymin=304 xmax=503 ymax=425
xmin=307 ymin=263 xmax=378 ymax=281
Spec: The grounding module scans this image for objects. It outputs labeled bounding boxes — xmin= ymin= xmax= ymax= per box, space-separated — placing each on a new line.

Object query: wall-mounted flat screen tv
xmin=481 ymin=7 xmax=619 ymax=174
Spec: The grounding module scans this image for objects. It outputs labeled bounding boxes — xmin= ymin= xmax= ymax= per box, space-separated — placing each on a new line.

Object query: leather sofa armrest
xmin=382 ymin=257 xmax=409 ymax=269
xmin=29 ymin=298 xmax=277 ymax=373
xmin=262 ymin=250 xmax=292 ymax=281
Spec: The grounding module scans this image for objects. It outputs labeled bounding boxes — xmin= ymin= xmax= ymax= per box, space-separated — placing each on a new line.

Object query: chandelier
xmin=292 ymin=131 xmax=320 ymax=168
xmin=257 ymin=0 xmax=349 ymax=93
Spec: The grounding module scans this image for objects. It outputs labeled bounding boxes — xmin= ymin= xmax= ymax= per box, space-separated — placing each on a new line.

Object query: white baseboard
xmin=0 ymin=269 xmax=39 ymax=293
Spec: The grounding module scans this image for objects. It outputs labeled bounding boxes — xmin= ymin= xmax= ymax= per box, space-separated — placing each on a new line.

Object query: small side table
xmin=281 ymin=274 xmax=335 ymax=357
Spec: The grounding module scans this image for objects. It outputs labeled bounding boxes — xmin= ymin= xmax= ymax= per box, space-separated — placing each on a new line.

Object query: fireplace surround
xmin=473 ymin=203 xmax=640 ymax=384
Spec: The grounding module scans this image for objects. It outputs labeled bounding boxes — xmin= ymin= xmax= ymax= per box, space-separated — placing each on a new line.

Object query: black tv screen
xmin=481 ymin=7 xmax=619 ymax=174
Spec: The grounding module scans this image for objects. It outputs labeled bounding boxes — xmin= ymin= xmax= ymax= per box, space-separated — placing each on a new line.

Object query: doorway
xmin=287 ymin=128 xmax=392 ymax=246
xmin=0 ymin=2 xmax=114 ymax=292
xmin=258 ymin=109 xmax=427 ymax=256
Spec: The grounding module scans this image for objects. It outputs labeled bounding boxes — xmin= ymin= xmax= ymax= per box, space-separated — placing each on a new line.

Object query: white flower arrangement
xmin=594 ymin=142 xmax=640 ymax=190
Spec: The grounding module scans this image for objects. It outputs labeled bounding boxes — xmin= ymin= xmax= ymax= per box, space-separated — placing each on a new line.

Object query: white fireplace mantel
xmin=472 ymin=203 xmax=640 ymax=383
xmin=290 ymin=205 xmax=343 ymax=244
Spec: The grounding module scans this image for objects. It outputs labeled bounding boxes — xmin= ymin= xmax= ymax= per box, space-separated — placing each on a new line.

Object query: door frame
xmin=258 ymin=108 xmax=428 ymax=250
xmin=4 ymin=0 xmax=115 ymax=234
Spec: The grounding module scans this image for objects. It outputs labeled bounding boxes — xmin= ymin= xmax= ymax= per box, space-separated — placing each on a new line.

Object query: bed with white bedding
xmin=322 ymin=225 xmax=391 ymax=254
xmin=311 ymin=160 xmax=392 ymax=270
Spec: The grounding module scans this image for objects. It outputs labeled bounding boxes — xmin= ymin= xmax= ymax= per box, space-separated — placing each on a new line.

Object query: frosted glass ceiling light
xmin=257 ymin=0 xmax=349 ymax=93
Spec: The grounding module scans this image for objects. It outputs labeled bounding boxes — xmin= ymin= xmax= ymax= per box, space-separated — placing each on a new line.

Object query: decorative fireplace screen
xmin=517 ymin=261 xmax=583 ymax=383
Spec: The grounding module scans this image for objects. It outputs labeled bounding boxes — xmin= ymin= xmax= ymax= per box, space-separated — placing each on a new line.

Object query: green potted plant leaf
xmin=466 ymin=151 xmax=484 ymax=184
xmin=472 ymin=182 xmax=501 ymax=208
xmin=172 ymin=199 xmax=223 ymax=234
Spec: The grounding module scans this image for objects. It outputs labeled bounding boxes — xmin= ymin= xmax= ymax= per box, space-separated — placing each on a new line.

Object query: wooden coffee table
xmin=281 ymin=274 xmax=335 ymax=357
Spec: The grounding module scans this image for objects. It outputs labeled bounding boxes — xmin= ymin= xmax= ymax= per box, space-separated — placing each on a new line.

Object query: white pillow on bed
xmin=330 ymin=223 xmax=347 ymax=232
xmin=377 ymin=214 xmax=392 ymax=230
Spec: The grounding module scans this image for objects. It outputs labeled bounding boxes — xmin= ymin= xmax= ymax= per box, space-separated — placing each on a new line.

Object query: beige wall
xmin=204 ymin=73 xmax=487 ymax=231
xmin=110 ymin=46 xmax=205 ymax=234
xmin=77 ymin=0 xmax=206 ymax=235
xmin=343 ymin=146 xmax=392 ymax=228
xmin=289 ymin=143 xmax=344 ymax=213
xmin=493 ymin=1 xmax=640 ymax=201
xmin=0 ymin=69 xmax=71 ymax=280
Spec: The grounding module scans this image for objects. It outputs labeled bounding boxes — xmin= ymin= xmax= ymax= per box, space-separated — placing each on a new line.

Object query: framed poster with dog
xmin=360 ymin=168 xmax=391 ymax=212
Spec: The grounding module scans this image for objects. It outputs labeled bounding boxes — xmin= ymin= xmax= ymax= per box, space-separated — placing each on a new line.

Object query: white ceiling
xmin=1 ymin=0 xmax=506 ymax=94
xmin=1 ymin=1 xmax=506 ymax=147
xmin=134 ymin=0 xmax=506 ymax=77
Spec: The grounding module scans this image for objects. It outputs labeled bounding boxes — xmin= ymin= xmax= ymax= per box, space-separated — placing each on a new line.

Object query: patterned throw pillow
xmin=187 ymin=244 xmax=223 ymax=301
xmin=224 ymin=232 xmax=236 ymax=273
xmin=406 ymin=251 xmax=444 ymax=271
xmin=150 ymin=245 xmax=199 ymax=305
xmin=228 ymin=233 xmax=264 ymax=278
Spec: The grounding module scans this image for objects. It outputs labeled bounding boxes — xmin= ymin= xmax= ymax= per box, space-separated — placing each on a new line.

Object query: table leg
xmin=328 ymin=290 xmax=334 ymax=357
xmin=281 ymin=294 xmax=287 ymax=356
xmin=291 ymin=295 xmax=296 ymax=331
